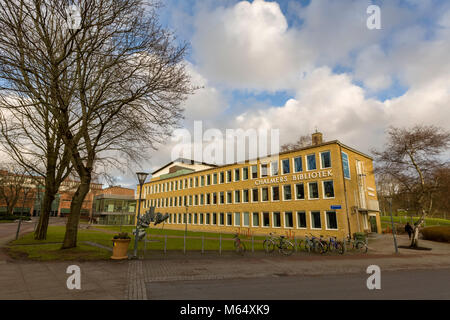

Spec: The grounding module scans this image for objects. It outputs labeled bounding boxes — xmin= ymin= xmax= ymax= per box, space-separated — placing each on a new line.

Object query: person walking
xmin=405 ymin=222 xmax=414 ymax=239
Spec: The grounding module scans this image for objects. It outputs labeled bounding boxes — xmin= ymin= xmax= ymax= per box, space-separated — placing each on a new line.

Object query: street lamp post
xmin=184 ymin=205 xmax=188 ymax=254
xmin=387 ymin=196 xmax=399 ymax=254
xmin=133 ymin=171 xmax=149 ymax=258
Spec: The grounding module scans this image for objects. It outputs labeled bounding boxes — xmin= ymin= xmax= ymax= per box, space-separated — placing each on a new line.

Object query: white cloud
xmin=192 ymin=0 xmax=312 ymax=91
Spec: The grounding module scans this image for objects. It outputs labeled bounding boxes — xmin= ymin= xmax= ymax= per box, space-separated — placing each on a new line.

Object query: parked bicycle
xmin=263 ymin=233 xmax=295 ymax=256
xmin=233 ymin=233 xmax=246 ymax=255
xmin=345 ymin=235 xmax=368 ymax=253
xmin=304 ymin=234 xmax=327 ymax=254
xmin=327 ymin=236 xmax=344 ymax=254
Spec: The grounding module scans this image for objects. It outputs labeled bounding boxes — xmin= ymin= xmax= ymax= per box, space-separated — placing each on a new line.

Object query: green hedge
xmin=0 ymin=214 xmax=31 ymax=221
xmin=421 ymin=226 xmax=450 ymax=243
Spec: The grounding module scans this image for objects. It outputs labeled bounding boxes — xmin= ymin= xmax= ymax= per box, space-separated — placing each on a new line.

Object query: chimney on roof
xmin=312 ymin=130 xmax=323 ymax=146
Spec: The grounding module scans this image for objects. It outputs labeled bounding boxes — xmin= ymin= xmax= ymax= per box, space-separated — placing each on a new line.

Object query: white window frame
xmin=281 ymin=158 xmax=290 ymax=174
xmin=271 ymin=185 xmax=280 ymax=202
xmin=234 ymin=168 xmax=240 ymax=182
xmin=260 ymin=163 xmax=268 ymax=178
xmin=243 ymin=212 xmax=250 ymax=227
xmin=226 ymin=212 xmax=232 ymax=226
xmin=251 ymin=188 xmax=259 ymax=203
xmin=272 ymin=212 xmax=281 ymax=228
xmin=306 ymin=154 xmax=317 ymax=171
xmin=325 ymin=210 xmax=338 ymax=230
xmin=261 ymin=187 xmax=269 ymax=202
xmin=262 ymin=212 xmax=270 ymax=228
xmin=243 ymin=189 xmax=249 ymax=203
xmin=252 ymin=212 xmax=260 ymax=227
xmin=310 ymin=211 xmax=322 ymax=230
xmin=282 ymin=184 xmax=292 ymax=201
xmin=284 ymin=211 xmax=294 ymax=229
xmin=322 ymin=180 xmax=335 ymax=199
xmin=308 ymin=182 xmax=320 ymax=200
xmin=234 ymin=190 xmax=241 ymax=204
xmin=271 ymin=160 xmax=279 ymax=176
xmin=234 ymin=212 xmax=241 ymax=227
xmin=320 ymin=151 xmax=332 ymax=169
xmin=296 ymin=211 xmax=307 ymax=229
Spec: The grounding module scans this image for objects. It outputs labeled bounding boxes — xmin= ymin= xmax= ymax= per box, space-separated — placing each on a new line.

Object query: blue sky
xmin=113 ymin=0 xmax=450 ymax=187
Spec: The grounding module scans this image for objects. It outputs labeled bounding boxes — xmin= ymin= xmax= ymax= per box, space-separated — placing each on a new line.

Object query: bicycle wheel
xmin=320 ymin=241 xmax=329 ymax=254
xmin=235 ymin=242 xmax=246 ymax=255
xmin=355 ymin=241 xmax=368 ymax=253
xmin=280 ymin=240 xmax=294 ymax=256
xmin=336 ymin=242 xmax=345 ymax=255
xmin=263 ymin=239 xmax=275 ymax=253
xmin=304 ymin=241 xmax=311 ymax=253
xmin=312 ymin=239 xmax=322 ymax=253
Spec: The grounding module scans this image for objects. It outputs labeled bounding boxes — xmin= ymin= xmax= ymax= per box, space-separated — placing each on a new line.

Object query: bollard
xmin=164 ymin=235 xmax=167 ymax=254
xmin=219 ymin=234 xmax=222 ymax=255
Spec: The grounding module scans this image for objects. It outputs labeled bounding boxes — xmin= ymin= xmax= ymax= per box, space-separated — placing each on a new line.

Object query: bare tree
xmin=373 ymin=125 xmax=450 ymax=247
xmin=0 ymin=163 xmax=30 ymax=216
xmin=0 ymin=0 xmax=192 ymax=248
xmin=280 ymin=134 xmax=312 ymax=152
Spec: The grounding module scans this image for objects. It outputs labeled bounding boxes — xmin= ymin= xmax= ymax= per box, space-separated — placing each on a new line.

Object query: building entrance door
xmin=369 ymin=215 xmax=378 ymax=233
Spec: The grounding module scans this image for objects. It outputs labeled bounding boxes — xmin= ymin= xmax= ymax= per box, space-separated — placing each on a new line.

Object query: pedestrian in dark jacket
xmin=405 ymin=222 xmax=414 ymax=239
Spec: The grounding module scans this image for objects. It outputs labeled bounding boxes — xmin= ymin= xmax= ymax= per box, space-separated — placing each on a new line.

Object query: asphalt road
xmin=146 ymin=268 xmax=450 ymax=300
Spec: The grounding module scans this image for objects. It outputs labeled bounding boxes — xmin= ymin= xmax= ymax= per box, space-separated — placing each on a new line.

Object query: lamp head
xmin=136 ymin=172 xmax=149 ymax=186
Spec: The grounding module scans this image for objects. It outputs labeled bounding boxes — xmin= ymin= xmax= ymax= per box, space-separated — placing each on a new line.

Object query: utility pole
xmin=387 ymin=197 xmax=399 ymax=254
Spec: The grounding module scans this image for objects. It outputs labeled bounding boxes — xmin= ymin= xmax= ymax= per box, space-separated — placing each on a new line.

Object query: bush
xmin=0 ymin=214 xmax=31 ymax=221
xmin=421 ymin=226 xmax=450 ymax=243
xmin=113 ymin=232 xmax=130 ymax=240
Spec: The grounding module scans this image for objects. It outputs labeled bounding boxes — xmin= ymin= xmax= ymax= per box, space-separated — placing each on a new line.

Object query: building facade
xmin=92 ymin=186 xmax=136 ymax=225
xmin=138 ymin=133 xmax=381 ymax=238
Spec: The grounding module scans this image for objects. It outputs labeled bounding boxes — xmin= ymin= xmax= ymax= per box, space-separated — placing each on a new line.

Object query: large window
xmin=326 ymin=211 xmax=338 ymax=230
xmin=220 ymin=171 xmax=225 ymax=183
xmin=271 ymin=161 xmax=278 ymax=176
xmin=220 ymin=192 xmax=224 ymax=204
xmin=213 ymin=213 xmax=217 ymax=225
xmin=297 ymin=211 xmax=307 ymax=228
xmin=201 ymin=176 xmax=205 ymax=186
xmin=226 ymin=213 xmax=232 ymax=226
xmin=323 ymin=180 xmax=335 ymax=198
xmin=252 ymin=212 xmax=259 ymax=227
xmin=273 ymin=212 xmax=281 ymax=227
xmin=226 ymin=191 xmax=232 ymax=204
xmin=212 ymin=193 xmax=217 ymax=205
xmin=311 ymin=211 xmax=322 ymax=229
xmin=285 ymin=212 xmax=293 ymax=228
xmin=251 ymin=165 xmax=258 ymax=179
xmin=234 ymin=190 xmax=241 ymax=203
xmin=207 ymin=175 xmax=211 ymax=185
xmin=341 ymin=152 xmax=351 ymax=179
xmin=206 ymin=213 xmax=210 ymax=224
xmin=226 ymin=170 xmax=232 ymax=182
xmin=320 ymin=151 xmax=331 ymax=168
xmin=263 ymin=212 xmax=270 ymax=227
xmin=295 ymin=183 xmax=305 ymax=200
xmin=261 ymin=187 xmax=269 ymax=201
xmin=199 ymin=213 xmax=203 ymax=224
xmin=252 ymin=188 xmax=259 ymax=202
xmin=194 ymin=213 xmax=198 ymax=224
xmin=307 ymin=154 xmax=316 ymax=171
xmin=243 ymin=189 xmax=249 ymax=203
xmin=243 ymin=212 xmax=250 ymax=227
xmin=308 ymin=182 xmax=319 ymax=199
xmin=282 ymin=159 xmax=290 ymax=174
xmin=272 ymin=186 xmax=280 ymax=201
xmin=243 ymin=167 xmax=249 ymax=180
xmin=283 ymin=185 xmax=292 ymax=200
xmin=213 ymin=173 xmax=218 ymax=184
xmin=219 ymin=213 xmax=224 ymax=225
xmin=206 ymin=193 xmax=211 ymax=205
xmin=234 ymin=168 xmax=240 ymax=181
xmin=234 ymin=212 xmax=241 ymax=226
xmin=261 ymin=164 xmax=268 ymax=177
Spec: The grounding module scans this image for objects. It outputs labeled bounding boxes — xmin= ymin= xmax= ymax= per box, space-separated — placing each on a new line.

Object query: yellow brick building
xmin=137 ymin=133 xmax=381 ymax=239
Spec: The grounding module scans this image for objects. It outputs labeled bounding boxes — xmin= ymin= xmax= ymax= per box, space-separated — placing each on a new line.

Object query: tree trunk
xmin=34 ymin=191 xmax=55 ymax=240
xmin=61 ymin=175 xmax=91 ymax=249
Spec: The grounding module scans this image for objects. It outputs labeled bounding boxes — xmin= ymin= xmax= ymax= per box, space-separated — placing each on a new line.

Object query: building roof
xmin=151 ymin=158 xmax=218 ymax=175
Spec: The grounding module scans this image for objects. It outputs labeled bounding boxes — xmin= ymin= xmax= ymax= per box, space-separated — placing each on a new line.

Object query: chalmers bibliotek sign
xmin=254 ymin=170 xmax=333 ymax=186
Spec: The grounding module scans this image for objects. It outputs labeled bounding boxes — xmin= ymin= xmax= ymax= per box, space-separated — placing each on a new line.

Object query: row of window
xmin=143 ymin=180 xmax=335 ymax=209
xmin=143 ymin=151 xmax=332 ymax=195
xmin=164 ymin=210 xmax=339 ymax=230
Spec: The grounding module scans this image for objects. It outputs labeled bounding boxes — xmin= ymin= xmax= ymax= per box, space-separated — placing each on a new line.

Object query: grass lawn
xmin=380 ymin=216 xmax=450 ymax=227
